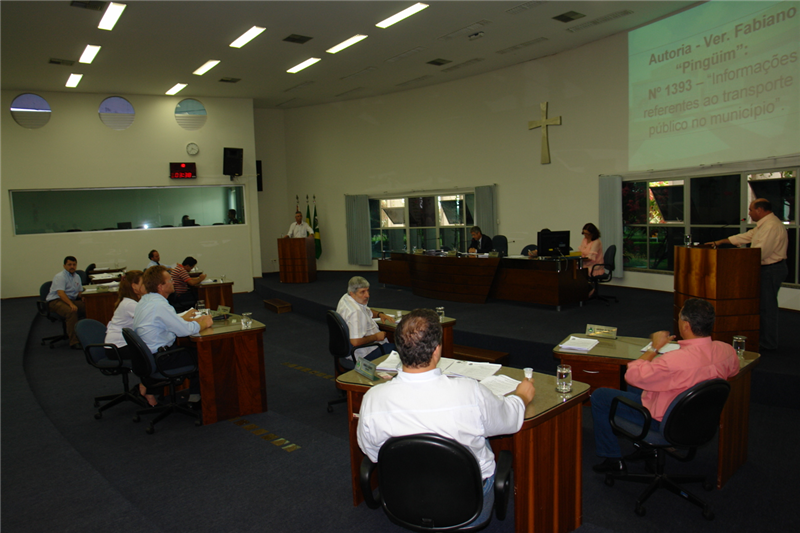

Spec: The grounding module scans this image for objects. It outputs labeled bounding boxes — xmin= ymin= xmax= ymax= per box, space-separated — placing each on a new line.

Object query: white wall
xmin=253 ymin=31 xmax=799 ymax=311
xmin=1 ymin=92 xmax=261 ymax=298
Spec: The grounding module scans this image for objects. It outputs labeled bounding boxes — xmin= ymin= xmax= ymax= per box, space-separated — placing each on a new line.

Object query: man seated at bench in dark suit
xmin=468 ymin=226 xmax=493 ymax=253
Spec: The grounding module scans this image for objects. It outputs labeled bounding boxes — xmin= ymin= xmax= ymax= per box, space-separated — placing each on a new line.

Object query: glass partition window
xmin=369 ymin=193 xmax=475 ymax=258
xmin=622 ymin=168 xmax=798 ymax=286
xmin=10 ymin=185 xmax=245 ymax=235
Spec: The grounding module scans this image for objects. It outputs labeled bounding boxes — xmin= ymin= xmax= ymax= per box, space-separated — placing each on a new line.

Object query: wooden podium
xmin=277 ymin=236 xmax=316 ymax=283
xmin=673 ymin=246 xmax=760 ymax=351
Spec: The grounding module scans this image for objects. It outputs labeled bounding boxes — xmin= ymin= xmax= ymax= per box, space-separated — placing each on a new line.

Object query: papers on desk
xmin=641 ymin=342 xmax=681 ymax=354
xmin=438 ymin=358 xmax=501 ymax=381
xmin=200 ymin=278 xmax=222 ymax=284
xmin=558 ymin=336 xmax=599 ymax=352
xmin=89 ymin=273 xmax=119 ymax=280
xmin=479 ymin=374 xmax=521 ymax=397
xmin=376 ymin=351 xmax=402 ymax=372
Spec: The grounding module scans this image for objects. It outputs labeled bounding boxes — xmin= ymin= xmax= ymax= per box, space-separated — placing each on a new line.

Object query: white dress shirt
xmin=105 ymin=297 xmax=137 ymax=347
xmin=133 ymin=292 xmax=199 ymax=353
xmin=336 ymin=293 xmax=386 ymax=360
xmin=357 ymin=368 xmax=526 ymax=479
xmin=728 ymin=212 xmax=788 ymax=265
xmin=287 ymin=222 xmax=313 ymax=238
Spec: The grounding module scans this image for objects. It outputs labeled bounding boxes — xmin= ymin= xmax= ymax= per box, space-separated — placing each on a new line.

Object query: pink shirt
xmin=625 ymin=337 xmax=739 ymax=421
xmin=580 ymin=237 xmax=604 ymax=276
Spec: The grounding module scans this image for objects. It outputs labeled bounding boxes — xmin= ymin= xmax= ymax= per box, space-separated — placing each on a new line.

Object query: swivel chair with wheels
xmin=588 ymin=244 xmax=619 ymax=304
xmin=360 ymin=434 xmax=513 ymax=532
xmin=75 ymin=319 xmax=147 ymax=419
xmin=520 ymin=244 xmax=537 ymax=256
xmin=122 ymin=328 xmax=201 ymax=434
xmin=604 ymin=378 xmax=731 ymax=520
xmin=325 ymin=310 xmax=385 ymax=412
xmin=36 ymin=281 xmax=68 ymax=348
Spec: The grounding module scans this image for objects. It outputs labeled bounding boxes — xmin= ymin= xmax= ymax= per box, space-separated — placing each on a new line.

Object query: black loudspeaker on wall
xmin=223 ymin=147 xmax=243 ymax=177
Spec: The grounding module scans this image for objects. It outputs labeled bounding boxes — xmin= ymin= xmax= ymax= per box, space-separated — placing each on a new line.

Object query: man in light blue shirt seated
xmin=133 ymin=265 xmax=213 ymax=405
xmin=46 ymin=255 xmax=85 ymax=349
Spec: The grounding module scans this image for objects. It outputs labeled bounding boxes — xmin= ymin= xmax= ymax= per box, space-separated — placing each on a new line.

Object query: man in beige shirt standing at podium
xmin=285 ymin=211 xmax=313 ymax=238
xmin=707 ymin=198 xmax=788 ymax=352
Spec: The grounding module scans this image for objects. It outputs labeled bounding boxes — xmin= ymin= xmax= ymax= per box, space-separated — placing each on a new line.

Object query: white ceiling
xmin=1 ymin=1 xmax=697 ymax=109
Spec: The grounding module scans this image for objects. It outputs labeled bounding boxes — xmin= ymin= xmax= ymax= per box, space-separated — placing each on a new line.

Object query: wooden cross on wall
xmin=528 ymin=102 xmax=562 ymax=165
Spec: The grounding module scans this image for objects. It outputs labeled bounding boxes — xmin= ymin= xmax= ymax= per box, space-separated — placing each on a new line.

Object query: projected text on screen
xmin=629 ymin=1 xmax=799 ymax=171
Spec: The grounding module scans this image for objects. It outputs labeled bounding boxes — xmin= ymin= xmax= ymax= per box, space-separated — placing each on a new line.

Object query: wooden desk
xmin=82 ymin=281 xmax=235 ymax=325
xmin=184 ymin=315 xmax=267 ymax=425
xmin=378 ymin=253 xmax=588 ymax=309
xmin=552 ymin=333 xmax=760 ymax=488
xmin=337 ymin=360 xmax=590 ymax=533
xmin=369 ymin=307 xmax=457 ymax=359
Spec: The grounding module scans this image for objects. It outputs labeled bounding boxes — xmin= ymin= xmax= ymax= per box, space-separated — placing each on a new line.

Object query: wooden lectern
xmin=277 ymin=236 xmax=316 ymax=283
xmin=673 ymin=246 xmax=760 ymax=351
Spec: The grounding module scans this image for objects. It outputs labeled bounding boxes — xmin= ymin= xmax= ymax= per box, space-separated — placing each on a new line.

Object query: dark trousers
xmin=143 ymin=343 xmax=200 ymax=396
xmin=364 ymin=342 xmax=396 ymax=361
xmin=760 ymin=261 xmax=787 ymax=351
xmin=591 ymin=387 xmax=660 ymax=458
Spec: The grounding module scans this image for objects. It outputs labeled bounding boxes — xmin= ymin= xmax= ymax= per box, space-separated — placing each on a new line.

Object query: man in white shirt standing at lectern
xmin=284 ymin=211 xmax=313 ymax=238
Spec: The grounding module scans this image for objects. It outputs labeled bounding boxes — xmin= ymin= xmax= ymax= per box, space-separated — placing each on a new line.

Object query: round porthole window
xmin=10 ymin=93 xmax=51 ymax=129
xmin=98 ymin=96 xmax=135 ymax=130
xmin=175 ymin=98 xmax=207 ymax=130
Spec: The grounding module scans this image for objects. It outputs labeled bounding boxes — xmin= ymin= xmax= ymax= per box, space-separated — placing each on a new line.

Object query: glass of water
xmin=732 ymin=335 xmax=747 ymax=360
xmin=241 ymin=312 xmax=253 ymax=329
xmin=435 ymin=307 xmax=445 ymax=322
xmin=196 ymin=300 xmax=205 ymax=315
xmin=556 ymin=364 xmax=572 ymax=393
xmin=684 ymin=234 xmax=692 ymax=247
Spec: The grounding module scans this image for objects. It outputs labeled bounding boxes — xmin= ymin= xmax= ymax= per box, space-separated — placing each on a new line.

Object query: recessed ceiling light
xmin=79 ymin=45 xmax=101 ymax=64
xmin=287 ymin=57 xmax=321 ymax=74
xmin=66 ymin=74 xmax=83 ymax=88
xmin=98 ymin=2 xmax=126 ymax=31
xmin=230 ymin=26 xmax=266 ymax=48
xmin=327 ymin=34 xmax=368 ymax=54
xmin=193 ymin=60 xmax=220 ymax=76
xmin=376 ymin=3 xmax=429 ymax=29
xmin=166 ymin=83 xmax=187 ymax=95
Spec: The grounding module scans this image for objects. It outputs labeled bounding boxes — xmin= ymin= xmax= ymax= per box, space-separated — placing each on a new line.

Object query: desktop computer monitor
xmin=116 ymin=222 xmax=132 ymax=229
xmin=537 ymin=230 xmax=570 ymax=257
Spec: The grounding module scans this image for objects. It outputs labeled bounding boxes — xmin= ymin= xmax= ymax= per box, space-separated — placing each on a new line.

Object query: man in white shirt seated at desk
xmin=133 ymin=266 xmax=213 ymax=407
xmin=336 ymin=276 xmax=396 ymax=361
xmin=357 ymin=308 xmax=535 ymax=526
xmin=284 ymin=211 xmax=313 ymax=238
xmin=46 ymin=255 xmax=85 ymax=350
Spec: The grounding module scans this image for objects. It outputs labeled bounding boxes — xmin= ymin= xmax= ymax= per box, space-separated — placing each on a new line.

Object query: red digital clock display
xmin=170 ymin=162 xmax=197 ymax=179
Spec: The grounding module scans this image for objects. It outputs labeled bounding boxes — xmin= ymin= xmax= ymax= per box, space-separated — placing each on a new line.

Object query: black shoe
xmin=593 ymin=458 xmax=626 ymax=474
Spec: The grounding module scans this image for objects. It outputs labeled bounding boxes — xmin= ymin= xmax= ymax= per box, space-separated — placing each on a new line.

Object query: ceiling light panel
xmin=287 ymin=58 xmax=321 ymax=74
xmin=98 ymin=2 xmax=126 ymax=31
xmin=327 ymin=35 xmax=368 ymax=54
xmin=230 ymin=26 xmax=265 ymax=48
xmin=166 ymin=83 xmax=187 ymax=95
xmin=376 ymin=3 xmax=429 ymax=29
xmin=193 ymin=60 xmax=220 ymax=76
xmin=66 ymin=74 xmax=83 ymax=88
xmin=79 ymin=45 xmax=101 ymax=64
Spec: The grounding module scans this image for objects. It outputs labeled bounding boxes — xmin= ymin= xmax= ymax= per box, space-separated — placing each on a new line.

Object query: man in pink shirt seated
xmin=591 ymin=298 xmax=740 ymax=473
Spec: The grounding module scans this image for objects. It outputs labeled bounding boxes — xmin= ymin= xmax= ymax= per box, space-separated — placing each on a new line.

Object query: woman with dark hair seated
xmin=580 ymin=223 xmax=604 ymax=297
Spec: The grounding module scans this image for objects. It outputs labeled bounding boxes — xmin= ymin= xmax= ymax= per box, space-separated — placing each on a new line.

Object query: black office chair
xmin=492 ymin=235 xmax=508 ymax=257
xmin=122 ymin=328 xmax=201 ymax=434
xmin=604 ymin=379 xmax=731 ymax=520
xmin=325 ymin=310 xmax=385 ymax=413
xmin=75 ymin=319 xmax=147 ymax=419
xmin=588 ymin=244 xmax=619 ymax=304
xmin=520 ymin=244 xmax=537 ymax=256
xmin=75 ymin=269 xmax=89 ymax=285
xmin=360 ymin=434 xmax=513 ymax=532
xmin=85 ymin=263 xmax=96 ymax=278
xmin=36 ymin=281 xmax=68 ymax=349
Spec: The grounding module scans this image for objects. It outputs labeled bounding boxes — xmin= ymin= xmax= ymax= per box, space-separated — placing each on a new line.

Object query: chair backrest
xmin=661 ymin=378 xmax=731 ymax=448
xmin=86 ymin=263 xmax=96 ymax=274
xmin=39 ymin=281 xmax=51 ymax=301
xmin=75 ymin=319 xmax=109 ymax=365
xmin=37 ymin=282 xmax=54 ymax=318
xmin=520 ymin=244 xmax=537 ymax=255
xmin=492 ymin=235 xmax=508 ymax=256
xmin=326 ymin=310 xmax=353 ymax=360
xmin=377 ymin=434 xmax=484 ymax=531
xmin=603 ymin=244 xmax=617 ymax=272
xmin=75 ymin=270 xmax=89 ymax=285
xmin=122 ymin=327 xmax=156 ymax=379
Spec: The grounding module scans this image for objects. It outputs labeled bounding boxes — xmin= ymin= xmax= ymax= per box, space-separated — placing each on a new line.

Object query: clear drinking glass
xmin=556 ymin=364 xmax=572 ymax=393
xmin=684 ymin=234 xmax=692 ymax=247
xmin=523 ymin=368 xmax=533 ymax=380
xmin=241 ymin=312 xmax=253 ymax=329
xmin=196 ymin=300 xmax=205 ymax=315
xmin=732 ymin=335 xmax=747 ymax=360
xmin=435 ymin=307 xmax=445 ymax=322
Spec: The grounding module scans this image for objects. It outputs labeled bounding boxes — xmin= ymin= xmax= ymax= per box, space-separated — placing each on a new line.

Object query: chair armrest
xmin=494 ymin=450 xmax=513 ymax=521
xmin=154 ymin=347 xmax=196 ymax=378
xmin=609 ymin=396 xmax=652 ymax=441
xmin=359 ymin=456 xmax=381 ymax=510
xmin=36 ymin=300 xmax=50 ymax=319
xmin=84 ymin=343 xmax=126 ymax=369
